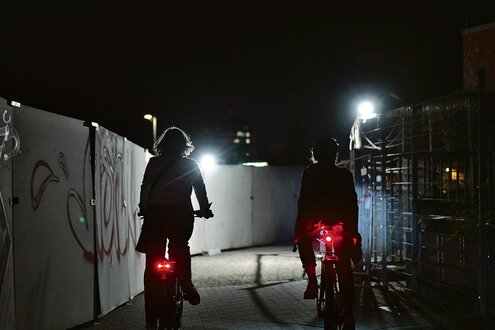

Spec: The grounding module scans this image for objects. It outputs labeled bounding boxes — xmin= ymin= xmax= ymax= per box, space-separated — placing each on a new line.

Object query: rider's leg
xmin=169 ymin=241 xmax=200 ymax=305
xmin=167 ymin=219 xmax=194 ymax=285
xmin=168 ymin=243 xmax=192 ymax=286
xmin=298 ymin=235 xmax=318 ymax=299
xmin=144 ymin=238 xmax=166 ymax=328
xmin=166 ymin=209 xmax=199 ymax=305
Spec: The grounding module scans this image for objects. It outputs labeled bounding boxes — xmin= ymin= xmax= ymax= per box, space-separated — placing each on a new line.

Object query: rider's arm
xmin=297 ymin=169 xmax=311 ymax=221
xmin=295 ymin=168 xmax=313 ymax=241
xmin=191 ymin=162 xmax=211 ymax=213
xmin=139 ymin=159 xmax=153 ymax=213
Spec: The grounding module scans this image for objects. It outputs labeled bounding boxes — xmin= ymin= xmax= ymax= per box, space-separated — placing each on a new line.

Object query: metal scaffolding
xmin=349 ymin=91 xmax=495 ymax=313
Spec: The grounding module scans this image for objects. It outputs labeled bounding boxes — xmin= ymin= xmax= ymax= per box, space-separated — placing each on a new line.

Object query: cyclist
xmin=137 ymin=126 xmax=213 ymax=330
xmin=294 ymin=137 xmax=361 ymax=329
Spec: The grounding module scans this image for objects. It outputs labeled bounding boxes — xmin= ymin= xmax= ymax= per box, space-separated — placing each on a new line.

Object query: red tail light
xmin=325 ymin=235 xmax=332 ymax=243
xmin=155 ymin=260 xmax=174 ymax=272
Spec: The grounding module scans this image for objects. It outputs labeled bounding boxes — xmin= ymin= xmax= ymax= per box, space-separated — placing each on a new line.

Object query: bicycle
xmin=153 ymin=258 xmax=183 ymax=330
xmin=294 ymin=220 xmax=345 ymax=330
xmin=148 ymin=208 xmax=212 ymax=330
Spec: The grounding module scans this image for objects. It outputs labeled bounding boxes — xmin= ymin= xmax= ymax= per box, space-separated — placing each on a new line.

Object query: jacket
xmin=297 ymin=162 xmax=358 ymax=237
xmin=139 ymin=156 xmax=210 ymax=213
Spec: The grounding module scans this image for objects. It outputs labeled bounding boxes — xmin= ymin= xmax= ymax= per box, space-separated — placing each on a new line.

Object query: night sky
xmin=1 ymin=1 xmax=494 ymax=164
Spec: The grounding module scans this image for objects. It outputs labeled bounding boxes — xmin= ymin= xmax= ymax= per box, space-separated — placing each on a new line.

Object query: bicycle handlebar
xmin=194 ymin=208 xmax=214 ymax=219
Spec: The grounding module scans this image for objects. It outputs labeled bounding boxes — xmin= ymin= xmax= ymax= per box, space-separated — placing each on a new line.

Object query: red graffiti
xmin=95 ymin=128 xmax=141 ymax=264
xmin=65 ymin=140 xmax=94 ymax=263
xmin=58 ymin=152 xmax=70 ymax=179
xmin=67 ymin=189 xmax=93 ymax=263
xmin=31 ymin=160 xmax=60 ymax=209
xmin=30 ymin=130 xmax=142 ymax=264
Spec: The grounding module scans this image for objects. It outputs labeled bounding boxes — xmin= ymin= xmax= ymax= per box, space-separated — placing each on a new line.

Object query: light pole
xmin=350 ymin=99 xmax=378 ymax=277
xmin=349 ymin=100 xmax=378 ymax=151
xmin=143 ymin=114 xmax=157 ymax=144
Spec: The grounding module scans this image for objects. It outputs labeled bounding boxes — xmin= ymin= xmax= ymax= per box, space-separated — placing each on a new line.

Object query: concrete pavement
xmin=85 ymin=245 xmax=494 ymax=329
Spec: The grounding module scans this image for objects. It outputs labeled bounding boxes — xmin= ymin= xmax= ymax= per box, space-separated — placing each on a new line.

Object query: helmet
xmin=311 ymin=137 xmax=339 ymax=162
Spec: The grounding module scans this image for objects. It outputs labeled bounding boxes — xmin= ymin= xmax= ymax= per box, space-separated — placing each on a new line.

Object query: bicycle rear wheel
xmin=323 ymin=267 xmax=338 ymax=330
xmin=317 ymin=268 xmax=326 ymax=317
xmin=159 ymin=278 xmax=183 ymax=329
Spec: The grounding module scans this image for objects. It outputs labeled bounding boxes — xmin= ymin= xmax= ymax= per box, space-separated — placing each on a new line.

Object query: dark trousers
xmin=298 ymin=234 xmax=354 ymax=306
xmin=143 ymin=204 xmax=194 ymax=325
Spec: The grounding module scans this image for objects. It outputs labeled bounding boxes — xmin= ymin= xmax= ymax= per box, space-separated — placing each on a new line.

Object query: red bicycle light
xmin=325 ymin=236 xmax=332 ymax=242
xmin=155 ymin=260 xmax=174 ymax=272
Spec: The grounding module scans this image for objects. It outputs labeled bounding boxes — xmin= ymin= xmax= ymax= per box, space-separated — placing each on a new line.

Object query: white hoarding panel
xmin=0 ymin=97 xmax=18 ymax=330
xmin=198 ymin=165 xmax=253 ymax=251
xmin=252 ymin=166 xmax=302 ymax=245
xmin=12 ymin=105 xmax=94 ymax=329
xmin=189 ymin=211 xmax=206 ymax=255
xmin=94 ymin=127 xmax=131 ymax=314
xmin=127 ymin=143 xmax=147 ymax=297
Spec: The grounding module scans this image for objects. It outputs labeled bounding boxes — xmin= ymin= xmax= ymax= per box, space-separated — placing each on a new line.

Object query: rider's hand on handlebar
xmin=194 ymin=208 xmax=214 ymax=219
xmin=201 ymin=208 xmax=214 ymax=219
xmin=196 ymin=202 xmax=213 ymax=219
xmin=138 ymin=203 xmax=145 ymax=218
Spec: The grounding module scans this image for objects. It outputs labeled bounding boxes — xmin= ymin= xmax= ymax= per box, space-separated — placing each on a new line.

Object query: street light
xmin=357 ymin=101 xmax=377 ymax=122
xmin=350 ymin=100 xmax=378 ymax=150
xmin=143 ymin=114 xmax=157 ymax=144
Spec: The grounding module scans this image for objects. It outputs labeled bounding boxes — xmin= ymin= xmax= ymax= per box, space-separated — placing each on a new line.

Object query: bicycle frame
xmin=314 ymin=222 xmax=344 ymax=330
xmin=153 ymin=259 xmax=183 ymax=330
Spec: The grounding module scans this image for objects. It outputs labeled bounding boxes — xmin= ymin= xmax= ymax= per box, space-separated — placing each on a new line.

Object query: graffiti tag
xmin=0 ymin=109 xmax=20 ymax=161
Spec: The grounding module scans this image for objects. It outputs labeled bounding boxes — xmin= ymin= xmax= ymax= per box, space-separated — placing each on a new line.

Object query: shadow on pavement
xmin=83 ymin=245 xmax=494 ymax=329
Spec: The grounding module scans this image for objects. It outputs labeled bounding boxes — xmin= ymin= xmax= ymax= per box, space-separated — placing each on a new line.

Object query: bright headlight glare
xmin=200 ymin=154 xmax=216 ymax=170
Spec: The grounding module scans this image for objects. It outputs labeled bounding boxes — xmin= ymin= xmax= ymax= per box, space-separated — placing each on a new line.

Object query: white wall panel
xmin=188 ymin=196 xmax=206 ymax=255
xmin=0 ymin=97 xmax=17 ymax=330
xmin=252 ymin=166 xmax=303 ymax=245
xmin=12 ymin=105 xmax=94 ymax=329
xmin=94 ymin=127 xmax=131 ymax=315
xmin=127 ymin=143 xmax=147 ymax=297
xmin=202 ymin=165 xmax=253 ymax=251
xmin=189 ymin=165 xmax=303 ymax=254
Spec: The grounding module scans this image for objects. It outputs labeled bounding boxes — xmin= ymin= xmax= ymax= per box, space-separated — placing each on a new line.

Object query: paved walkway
xmin=86 ymin=245 xmax=494 ymax=329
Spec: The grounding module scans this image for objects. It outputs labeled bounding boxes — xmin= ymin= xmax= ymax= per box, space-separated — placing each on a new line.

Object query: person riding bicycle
xmin=294 ymin=137 xmax=361 ymax=329
xmin=137 ymin=126 xmax=213 ymax=329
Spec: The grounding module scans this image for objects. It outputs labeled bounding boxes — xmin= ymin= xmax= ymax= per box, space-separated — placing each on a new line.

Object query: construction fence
xmin=350 ymin=91 xmax=495 ymax=313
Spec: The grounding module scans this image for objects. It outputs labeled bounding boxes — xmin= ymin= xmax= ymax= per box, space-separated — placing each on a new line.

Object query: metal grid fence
xmin=350 ymin=91 xmax=495 ymax=313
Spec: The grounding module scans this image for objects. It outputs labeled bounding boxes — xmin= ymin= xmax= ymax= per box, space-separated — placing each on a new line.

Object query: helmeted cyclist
xmin=137 ymin=126 xmax=213 ymax=329
xmin=294 ymin=137 xmax=361 ymax=329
